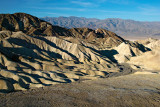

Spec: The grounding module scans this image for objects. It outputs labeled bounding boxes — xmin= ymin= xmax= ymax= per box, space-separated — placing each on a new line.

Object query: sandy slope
xmin=128 ymin=38 xmax=160 ymax=70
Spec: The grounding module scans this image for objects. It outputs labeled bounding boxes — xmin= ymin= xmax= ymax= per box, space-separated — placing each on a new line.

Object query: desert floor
xmin=122 ymin=36 xmax=160 ymax=41
xmin=0 ymin=71 xmax=160 ymax=107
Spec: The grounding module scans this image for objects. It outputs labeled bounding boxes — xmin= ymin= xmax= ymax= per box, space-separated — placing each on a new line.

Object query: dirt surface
xmin=0 ymin=72 xmax=160 ymax=107
xmin=122 ymin=36 xmax=160 ymax=41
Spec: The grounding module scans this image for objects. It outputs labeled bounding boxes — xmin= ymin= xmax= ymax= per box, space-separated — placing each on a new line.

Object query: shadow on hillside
xmin=82 ymin=44 xmax=118 ymax=63
xmin=34 ymin=36 xmax=80 ymax=63
xmin=7 ymin=38 xmax=62 ymax=60
xmin=99 ymin=50 xmax=118 ymax=63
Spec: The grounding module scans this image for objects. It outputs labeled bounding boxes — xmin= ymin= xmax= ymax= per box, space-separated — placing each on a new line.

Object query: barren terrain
xmin=0 ymin=13 xmax=160 ymax=107
xmin=1 ymin=72 xmax=160 ymax=107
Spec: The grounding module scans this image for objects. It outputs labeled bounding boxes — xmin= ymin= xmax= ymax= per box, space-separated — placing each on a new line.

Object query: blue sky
xmin=1 ymin=0 xmax=160 ymax=21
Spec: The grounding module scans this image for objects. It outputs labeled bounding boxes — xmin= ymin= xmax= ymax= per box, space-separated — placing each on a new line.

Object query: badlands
xmin=0 ymin=13 xmax=160 ymax=106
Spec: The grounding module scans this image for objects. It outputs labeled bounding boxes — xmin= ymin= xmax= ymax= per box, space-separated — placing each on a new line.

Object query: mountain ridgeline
xmin=0 ymin=13 xmax=124 ymax=47
xmin=41 ymin=16 xmax=160 ymax=37
xmin=0 ymin=13 xmax=71 ymax=36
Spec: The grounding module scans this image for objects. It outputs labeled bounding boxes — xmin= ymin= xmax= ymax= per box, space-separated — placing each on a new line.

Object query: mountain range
xmin=41 ymin=16 xmax=160 ymax=37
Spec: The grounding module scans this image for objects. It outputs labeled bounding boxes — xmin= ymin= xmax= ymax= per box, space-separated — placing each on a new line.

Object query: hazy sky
xmin=1 ymin=0 xmax=160 ymax=21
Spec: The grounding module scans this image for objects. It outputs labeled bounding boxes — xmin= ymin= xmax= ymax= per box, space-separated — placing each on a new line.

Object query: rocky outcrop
xmin=0 ymin=13 xmax=71 ymax=36
xmin=128 ymin=38 xmax=160 ymax=70
xmin=113 ymin=41 xmax=149 ymax=63
xmin=136 ymin=38 xmax=160 ymax=49
xmin=67 ymin=28 xmax=124 ymax=48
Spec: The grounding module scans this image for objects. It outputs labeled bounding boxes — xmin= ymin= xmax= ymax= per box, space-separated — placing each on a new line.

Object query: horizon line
xmin=1 ymin=12 xmax=160 ymax=22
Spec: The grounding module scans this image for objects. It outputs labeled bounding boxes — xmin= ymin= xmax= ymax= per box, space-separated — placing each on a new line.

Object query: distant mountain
xmin=41 ymin=16 xmax=160 ymax=37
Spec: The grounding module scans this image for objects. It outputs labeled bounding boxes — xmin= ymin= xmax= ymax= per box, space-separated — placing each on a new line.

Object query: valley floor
xmin=0 ymin=71 xmax=160 ymax=107
xmin=122 ymin=36 xmax=160 ymax=41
